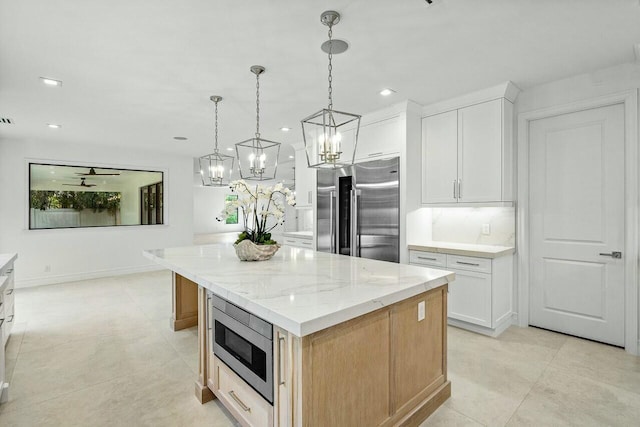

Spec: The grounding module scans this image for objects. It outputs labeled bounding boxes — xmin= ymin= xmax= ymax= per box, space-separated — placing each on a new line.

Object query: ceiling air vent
xmin=0 ymin=117 xmax=14 ymax=124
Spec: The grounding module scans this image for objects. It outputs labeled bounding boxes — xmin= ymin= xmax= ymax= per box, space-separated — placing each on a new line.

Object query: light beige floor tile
xmin=548 ymin=336 xmax=640 ymax=395
xmin=2 ymin=327 xmax=179 ymax=413
xmin=0 ymin=358 xmax=235 ymax=427
xmin=506 ymin=366 xmax=640 ymax=426
xmin=420 ymin=404 xmax=484 ymax=426
xmin=444 ymin=326 xmax=567 ymax=426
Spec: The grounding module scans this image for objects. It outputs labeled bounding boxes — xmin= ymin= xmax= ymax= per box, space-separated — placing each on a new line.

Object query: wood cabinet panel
xmin=172 ymin=273 xmax=198 ymax=330
xmin=302 ymin=308 xmax=391 ymax=427
xmin=392 ymin=290 xmax=445 ymax=412
xmin=213 ymin=356 xmax=273 ymax=427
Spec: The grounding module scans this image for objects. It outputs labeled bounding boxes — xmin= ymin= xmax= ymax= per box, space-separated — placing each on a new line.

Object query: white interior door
xmin=529 ymin=103 xmax=625 ymax=346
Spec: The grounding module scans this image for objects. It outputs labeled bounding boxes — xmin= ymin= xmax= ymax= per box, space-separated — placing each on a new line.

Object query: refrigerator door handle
xmin=350 ymin=189 xmax=361 ymax=257
xmin=329 ymin=191 xmax=336 ymax=253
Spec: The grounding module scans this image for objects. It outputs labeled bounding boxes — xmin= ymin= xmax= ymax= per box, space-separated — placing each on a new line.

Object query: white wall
xmin=193 ymin=185 xmax=244 ymax=234
xmin=516 ymin=61 xmax=640 ymax=352
xmin=0 ymin=139 xmax=194 ymax=287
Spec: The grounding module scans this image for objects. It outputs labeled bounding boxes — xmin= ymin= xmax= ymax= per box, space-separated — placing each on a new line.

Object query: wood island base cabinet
xmin=171 ymin=273 xmax=198 ymax=331
xmin=199 ymin=281 xmax=450 ymax=427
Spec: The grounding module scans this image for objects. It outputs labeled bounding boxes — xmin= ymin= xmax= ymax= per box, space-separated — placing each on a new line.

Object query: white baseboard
xmin=511 ymin=312 xmax=519 ymax=325
xmin=15 ymin=264 xmax=165 ymax=289
xmin=447 ymin=314 xmax=513 ymax=338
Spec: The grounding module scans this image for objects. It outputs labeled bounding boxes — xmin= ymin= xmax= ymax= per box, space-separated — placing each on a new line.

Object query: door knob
xmin=599 ymin=251 xmax=622 ymax=259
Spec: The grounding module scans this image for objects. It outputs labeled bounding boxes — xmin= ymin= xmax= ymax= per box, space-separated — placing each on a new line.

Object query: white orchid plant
xmin=217 ymin=180 xmax=296 ymax=245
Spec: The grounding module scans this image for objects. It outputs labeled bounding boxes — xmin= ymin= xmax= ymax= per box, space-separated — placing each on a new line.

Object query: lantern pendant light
xmin=301 ymin=10 xmax=361 ymax=169
xmin=235 ymin=65 xmax=281 ymax=181
xmin=199 ymin=96 xmax=235 ymax=186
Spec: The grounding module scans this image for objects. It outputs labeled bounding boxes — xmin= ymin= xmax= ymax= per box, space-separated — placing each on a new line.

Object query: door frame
xmin=517 ymin=90 xmax=639 ymax=355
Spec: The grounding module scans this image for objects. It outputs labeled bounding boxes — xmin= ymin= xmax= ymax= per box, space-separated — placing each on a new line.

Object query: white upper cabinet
xmin=421 ymin=97 xmax=514 ymax=205
xmin=458 ymin=99 xmax=503 ymax=202
xmin=354 ymin=116 xmax=402 ymax=161
xmin=294 ymin=148 xmax=315 ymax=207
xmin=422 ymin=110 xmax=458 ymax=203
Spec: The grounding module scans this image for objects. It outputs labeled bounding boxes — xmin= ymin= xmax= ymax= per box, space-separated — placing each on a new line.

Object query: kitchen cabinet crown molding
xmin=421 ymin=81 xmax=520 ymax=118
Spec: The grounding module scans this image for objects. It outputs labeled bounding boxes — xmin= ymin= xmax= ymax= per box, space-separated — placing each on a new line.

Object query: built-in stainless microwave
xmin=210 ymin=293 xmax=273 ymax=404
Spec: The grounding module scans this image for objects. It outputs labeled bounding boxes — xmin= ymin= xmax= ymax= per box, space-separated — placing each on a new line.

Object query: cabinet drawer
xmin=446 ymin=254 xmax=491 ymax=273
xmin=283 ymin=237 xmax=313 ymax=249
xmin=409 ymin=250 xmax=446 ymax=268
xmin=213 ymin=356 xmax=273 ymax=427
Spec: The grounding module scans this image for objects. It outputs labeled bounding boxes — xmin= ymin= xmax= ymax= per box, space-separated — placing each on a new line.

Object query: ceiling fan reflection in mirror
xmin=75 ymin=167 xmax=120 ymax=176
xmin=62 ymin=178 xmax=96 ymax=188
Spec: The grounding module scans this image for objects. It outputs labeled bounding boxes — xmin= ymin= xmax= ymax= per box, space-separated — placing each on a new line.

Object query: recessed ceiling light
xmin=47 ymin=123 xmax=61 ymax=129
xmin=288 ymin=155 xmax=294 ymax=159
xmin=226 ymin=147 xmax=233 ymax=151
xmin=280 ymin=127 xmax=291 ymax=132
xmin=40 ymin=77 xmax=62 ymax=87
xmin=173 ymin=136 xmax=188 ymax=141
xmin=380 ymin=88 xmax=395 ymax=96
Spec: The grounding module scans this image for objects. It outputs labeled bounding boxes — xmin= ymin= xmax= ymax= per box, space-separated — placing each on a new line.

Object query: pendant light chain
xmin=214 ymin=99 xmax=219 ymax=152
xmin=255 ymin=72 xmax=261 ymax=139
xmin=327 ymin=24 xmax=333 ymax=111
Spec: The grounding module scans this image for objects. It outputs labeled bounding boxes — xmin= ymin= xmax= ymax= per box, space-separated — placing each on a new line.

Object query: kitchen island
xmin=144 ymin=244 xmax=454 ymax=426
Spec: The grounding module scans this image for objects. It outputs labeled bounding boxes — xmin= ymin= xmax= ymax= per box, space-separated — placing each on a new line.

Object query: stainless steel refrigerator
xmin=317 ymin=157 xmax=399 ymax=263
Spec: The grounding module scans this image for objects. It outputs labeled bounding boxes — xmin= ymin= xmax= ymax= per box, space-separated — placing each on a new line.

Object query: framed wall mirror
xmin=29 ymin=163 xmax=164 ymax=229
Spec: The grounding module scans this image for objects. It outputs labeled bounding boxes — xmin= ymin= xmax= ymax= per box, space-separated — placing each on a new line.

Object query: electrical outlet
xmin=44 ymin=265 xmax=51 ymax=272
xmin=418 ymin=301 xmax=425 ymax=321
xmin=482 ymin=224 xmax=491 ymax=235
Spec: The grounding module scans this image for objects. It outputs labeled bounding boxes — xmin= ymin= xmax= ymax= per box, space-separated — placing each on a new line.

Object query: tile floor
xmin=0 ymin=270 xmax=639 ymax=426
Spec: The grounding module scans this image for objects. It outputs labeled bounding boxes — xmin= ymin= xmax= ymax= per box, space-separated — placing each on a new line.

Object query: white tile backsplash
xmin=431 ymin=207 xmax=515 ymax=246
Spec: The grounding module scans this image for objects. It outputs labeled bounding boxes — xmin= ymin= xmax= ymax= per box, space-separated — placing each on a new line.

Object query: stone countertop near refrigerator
xmin=143 ymin=243 xmax=453 ymax=337
xmin=408 ymin=241 xmax=514 ymax=259
xmin=0 ymin=253 xmax=18 ymax=270
xmin=282 ymin=231 xmax=313 ymax=240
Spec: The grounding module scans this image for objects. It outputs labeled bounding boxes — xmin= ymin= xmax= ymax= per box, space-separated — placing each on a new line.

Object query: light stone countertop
xmin=282 ymin=231 xmax=313 ymax=240
xmin=143 ymin=244 xmax=453 ymax=337
xmin=0 ymin=253 xmax=18 ymax=271
xmin=408 ymin=241 xmax=514 ymax=259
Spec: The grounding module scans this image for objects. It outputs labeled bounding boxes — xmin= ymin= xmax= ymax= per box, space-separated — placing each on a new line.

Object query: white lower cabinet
xmin=409 ymin=250 xmax=513 ymax=336
xmin=282 ymin=236 xmax=313 ymax=249
xmin=0 ymin=256 xmax=16 ymax=404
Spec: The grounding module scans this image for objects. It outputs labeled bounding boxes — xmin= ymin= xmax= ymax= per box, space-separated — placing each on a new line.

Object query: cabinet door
xmin=294 ymin=149 xmax=314 ymax=207
xmin=448 ymin=268 xmax=492 ymax=327
xmin=355 ymin=116 xmax=401 ymax=161
xmin=422 ymin=111 xmax=458 ymax=203
xmin=457 ymin=99 xmax=502 ymax=202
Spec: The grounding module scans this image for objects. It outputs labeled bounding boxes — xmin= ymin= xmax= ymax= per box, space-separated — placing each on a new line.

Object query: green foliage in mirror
xmin=30 ymin=190 xmax=121 ymax=214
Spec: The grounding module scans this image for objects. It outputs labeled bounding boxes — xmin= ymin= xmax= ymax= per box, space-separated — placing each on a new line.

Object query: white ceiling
xmin=1 ymin=0 xmax=640 ymax=161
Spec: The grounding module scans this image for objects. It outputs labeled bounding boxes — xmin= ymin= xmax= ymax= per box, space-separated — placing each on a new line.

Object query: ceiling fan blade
xmin=75 ymin=168 xmax=120 ymax=176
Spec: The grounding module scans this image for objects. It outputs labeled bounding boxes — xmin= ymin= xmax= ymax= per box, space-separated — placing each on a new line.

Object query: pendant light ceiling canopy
xmin=301 ymin=10 xmax=361 ymax=169
xmin=235 ymin=65 xmax=281 ymax=181
xmin=199 ymin=96 xmax=235 ymax=187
